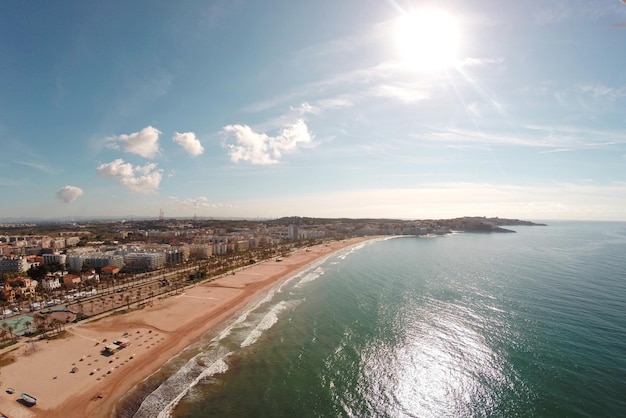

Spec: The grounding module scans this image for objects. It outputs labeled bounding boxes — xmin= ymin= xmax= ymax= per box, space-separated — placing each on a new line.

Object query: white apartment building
xmin=41 ymin=275 xmax=62 ymax=291
xmin=188 ymin=244 xmax=212 ymax=259
xmin=123 ymin=252 xmax=166 ymax=272
xmin=67 ymin=253 xmax=124 ymax=271
xmin=42 ymin=253 xmax=67 ymax=265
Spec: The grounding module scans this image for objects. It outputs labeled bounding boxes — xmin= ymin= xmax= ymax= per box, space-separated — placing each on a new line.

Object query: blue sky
xmin=1 ymin=0 xmax=626 ymax=221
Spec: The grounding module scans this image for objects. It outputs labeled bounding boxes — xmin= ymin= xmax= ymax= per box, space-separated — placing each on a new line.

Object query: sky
xmin=1 ymin=0 xmax=626 ymax=221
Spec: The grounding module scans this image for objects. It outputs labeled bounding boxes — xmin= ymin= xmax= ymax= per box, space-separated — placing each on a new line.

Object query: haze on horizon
xmin=1 ymin=1 xmax=625 ymax=222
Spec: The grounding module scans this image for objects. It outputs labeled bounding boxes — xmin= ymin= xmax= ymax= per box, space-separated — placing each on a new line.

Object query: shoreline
xmin=0 ymin=237 xmax=372 ymax=418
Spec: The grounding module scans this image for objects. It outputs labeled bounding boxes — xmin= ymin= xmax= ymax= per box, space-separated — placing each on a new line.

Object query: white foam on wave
xmin=217 ymin=286 xmax=280 ymax=340
xmin=217 ymin=260 xmax=321 ymax=341
xmin=337 ymin=242 xmax=368 ymax=259
xmin=133 ymin=349 xmax=232 ymax=418
xmin=240 ymin=300 xmax=294 ymax=348
xmin=157 ymin=356 xmax=230 ymax=418
xmin=295 ymin=271 xmax=321 ymax=287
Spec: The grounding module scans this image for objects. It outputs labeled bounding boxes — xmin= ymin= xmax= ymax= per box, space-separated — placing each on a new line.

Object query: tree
xmin=27 ymin=264 xmax=49 ymax=280
xmin=1 ymin=322 xmax=10 ymax=341
xmin=34 ymin=314 xmax=47 ymax=336
xmin=50 ymin=318 xmax=63 ymax=335
xmin=81 ymin=261 xmax=94 ymax=274
xmin=8 ymin=324 xmax=15 ymax=340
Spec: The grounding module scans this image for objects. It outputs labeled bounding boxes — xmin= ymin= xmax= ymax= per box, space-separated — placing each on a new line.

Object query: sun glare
xmin=395 ymin=9 xmax=459 ymax=71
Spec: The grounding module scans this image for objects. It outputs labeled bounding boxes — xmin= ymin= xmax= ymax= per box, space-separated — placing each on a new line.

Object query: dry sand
xmin=0 ymin=238 xmax=371 ymax=418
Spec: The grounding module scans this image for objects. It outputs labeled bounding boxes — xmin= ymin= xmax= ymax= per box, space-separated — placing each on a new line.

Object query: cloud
xmin=105 ymin=126 xmax=161 ymax=159
xmin=55 ymin=185 xmax=83 ymax=203
xmin=17 ymin=161 xmax=58 ymax=174
xmin=368 ymin=83 xmax=431 ymax=104
xmin=96 ymin=158 xmax=162 ymax=194
xmin=535 ymin=0 xmax=626 ymax=25
xmin=222 ymin=120 xmax=314 ymax=164
xmin=173 ymin=132 xmax=204 ymax=156
xmin=169 ymin=196 xmax=233 ymax=209
xmin=413 ymin=124 xmax=625 ymax=151
xmin=579 ymin=83 xmax=626 ymax=100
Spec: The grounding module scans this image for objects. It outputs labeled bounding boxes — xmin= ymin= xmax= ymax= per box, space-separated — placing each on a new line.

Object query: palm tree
xmin=50 ymin=318 xmax=63 ymax=335
xmin=7 ymin=324 xmax=16 ymax=341
xmin=1 ymin=322 xmax=10 ymax=341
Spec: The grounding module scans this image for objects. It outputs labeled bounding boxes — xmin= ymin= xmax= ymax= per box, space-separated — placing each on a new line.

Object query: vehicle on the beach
xmin=20 ymin=392 xmax=37 ymax=406
xmin=103 ymin=337 xmax=131 ymax=354
xmin=103 ymin=343 xmax=121 ymax=354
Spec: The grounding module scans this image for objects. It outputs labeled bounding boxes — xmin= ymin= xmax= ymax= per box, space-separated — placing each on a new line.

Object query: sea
xmin=119 ymin=221 xmax=626 ymax=418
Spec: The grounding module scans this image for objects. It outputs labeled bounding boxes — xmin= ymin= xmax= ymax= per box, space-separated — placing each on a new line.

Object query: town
xmin=0 ymin=216 xmax=542 ymax=346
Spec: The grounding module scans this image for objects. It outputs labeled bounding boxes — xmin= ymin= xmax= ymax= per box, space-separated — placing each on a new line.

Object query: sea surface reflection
xmin=352 ymin=297 xmax=510 ymax=417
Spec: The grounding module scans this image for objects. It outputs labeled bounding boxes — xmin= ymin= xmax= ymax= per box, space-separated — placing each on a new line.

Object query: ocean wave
xmin=240 ymin=300 xmax=294 ymax=348
xmin=295 ymin=271 xmax=321 ymax=287
xmin=216 ymin=285 xmax=281 ymax=340
xmin=133 ymin=348 xmax=232 ymax=418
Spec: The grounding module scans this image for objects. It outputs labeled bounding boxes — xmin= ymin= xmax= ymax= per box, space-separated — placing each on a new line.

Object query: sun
xmin=394 ymin=9 xmax=459 ymax=71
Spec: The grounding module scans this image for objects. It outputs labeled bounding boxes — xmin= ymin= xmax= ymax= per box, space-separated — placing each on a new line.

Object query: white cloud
xmin=368 ymin=83 xmax=430 ymax=104
xmin=17 ymin=161 xmax=58 ymax=174
xmin=290 ymin=102 xmax=315 ymax=115
xmin=412 ymin=124 xmax=625 ymax=151
xmin=535 ymin=0 xmax=624 ymax=25
xmin=55 ymin=185 xmax=83 ymax=203
xmin=96 ymin=158 xmax=162 ymax=194
xmin=96 ymin=158 xmax=135 ymax=178
xmin=173 ymin=132 xmax=204 ymax=156
xmin=222 ymin=120 xmax=314 ymax=164
xmin=579 ymin=83 xmax=626 ymax=101
xmin=105 ymin=126 xmax=161 ymax=159
xmin=169 ymin=196 xmax=228 ymax=208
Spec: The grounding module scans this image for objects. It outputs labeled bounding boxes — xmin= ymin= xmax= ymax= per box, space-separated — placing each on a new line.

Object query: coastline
xmin=0 ymin=237 xmax=372 ymax=418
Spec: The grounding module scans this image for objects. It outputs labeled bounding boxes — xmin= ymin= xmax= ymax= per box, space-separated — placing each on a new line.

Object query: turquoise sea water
xmin=123 ymin=222 xmax=626 ymax=417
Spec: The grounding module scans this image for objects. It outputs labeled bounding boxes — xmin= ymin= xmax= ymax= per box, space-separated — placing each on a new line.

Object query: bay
xmin=129 ymin=221 xmax=626 ymax=417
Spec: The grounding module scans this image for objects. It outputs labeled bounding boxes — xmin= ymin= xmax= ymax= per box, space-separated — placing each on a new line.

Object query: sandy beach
xmin=0 ymin=238 xmax=370 ymax=418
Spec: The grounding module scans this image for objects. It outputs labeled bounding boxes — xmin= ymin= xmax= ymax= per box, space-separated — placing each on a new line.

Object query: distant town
xmin=0 ymin=216 xmax=543 ymax=343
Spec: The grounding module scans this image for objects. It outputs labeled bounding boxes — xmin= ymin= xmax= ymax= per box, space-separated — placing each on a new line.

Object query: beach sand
xmin=0 ymin=238 xmax=370 ymax=418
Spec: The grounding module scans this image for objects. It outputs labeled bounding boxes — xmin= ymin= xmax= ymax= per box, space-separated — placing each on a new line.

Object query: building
xmin=287 ymin=224 xmax=299 ymax=240
xmin=0 ymin=257 xmax=29 ymax=274
xmin=123 ymin=252 xmax=166 ymax=272
xmin=41 ymin=275 xmax=63 ymax=292
xmin=188 ymin=244 xmax=212 ymax=259
xmin=67 ymin=253 xmax=124 ymax=271
xmin=63 ymin=274 xmax=81 ymax=288
xmin=100 ymin=265 xmax=120 ymax=278
xmin=2 ymin=277 xmax=38 ymax=303
xmin=236 ymin=240 xmax=250 ymax=251
xmin=42 ymin=253 xmax=67 ymax=266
